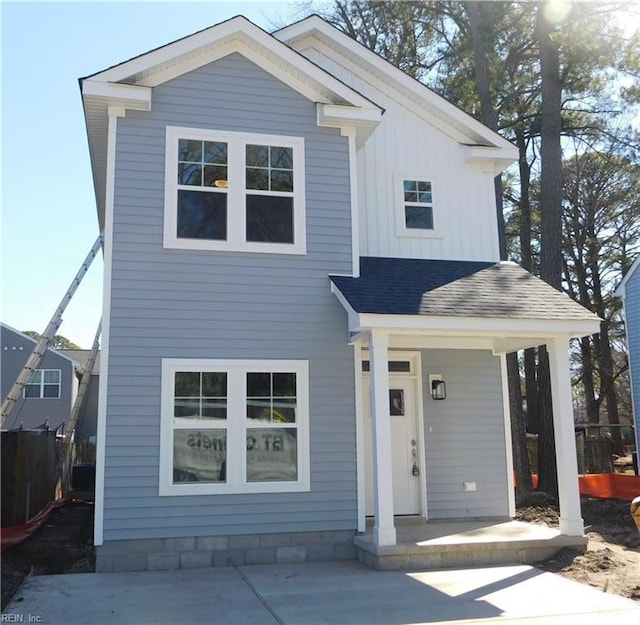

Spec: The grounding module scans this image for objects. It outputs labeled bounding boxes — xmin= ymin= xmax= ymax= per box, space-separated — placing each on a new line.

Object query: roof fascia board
xmin=0 ymin=323 xmax=81 ymax=367
xmin=464 ymin=145 xmax=520 ymax=175
xmin=276 ymin=18 xmax=517 ymax=152
xmin=82 ymin=81 xmax=152 ymax=111
xmin=87 ymin=18 xmax=381 ymax=115
xmin=356 ymin=313 xmax=601 ymax=339
xmin=614 ymin=254 xmax=640 ymax=298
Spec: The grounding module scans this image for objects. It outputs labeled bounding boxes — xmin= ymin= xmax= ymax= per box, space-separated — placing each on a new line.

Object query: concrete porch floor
xmin=355 ymin=517 xmax=586 ymax=570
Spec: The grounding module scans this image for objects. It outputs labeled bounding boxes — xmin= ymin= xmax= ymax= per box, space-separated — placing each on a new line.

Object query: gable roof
xmin=81 ymin=15 xmax=383 ymax=226
xmin=330 ymin=258 xmax=599 ymax=321
xmin=275 ymin=15 xmax=518 ymax=161
xmin=0 ymin=323 xmax=80 ymax=367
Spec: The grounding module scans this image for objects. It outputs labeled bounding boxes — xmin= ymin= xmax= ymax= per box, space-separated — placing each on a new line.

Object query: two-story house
xmin=1 ymin=323 xmax=80 ymax=433
xmin=81 ymin=15 xmax=601 ymax=573
xmin=616 ymin=256 xmax=640 ymax=462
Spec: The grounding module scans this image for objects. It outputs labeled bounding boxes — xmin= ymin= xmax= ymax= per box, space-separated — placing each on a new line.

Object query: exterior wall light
xmin=431 ymin=379 xmax=446 ymax=400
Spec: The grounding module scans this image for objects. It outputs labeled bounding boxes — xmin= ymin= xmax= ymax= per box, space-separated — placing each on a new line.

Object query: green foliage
xmin=22 ymin=331 xmax=81 ymax=350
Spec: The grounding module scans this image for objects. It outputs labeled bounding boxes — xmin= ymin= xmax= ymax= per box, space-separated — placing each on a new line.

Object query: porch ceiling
xmin=330 ymin=257 xmax=601 ymax=354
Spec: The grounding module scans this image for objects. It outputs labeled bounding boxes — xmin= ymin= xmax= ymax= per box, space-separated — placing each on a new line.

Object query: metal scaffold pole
xmin=1 ymin=234 xmax=103 ymax=427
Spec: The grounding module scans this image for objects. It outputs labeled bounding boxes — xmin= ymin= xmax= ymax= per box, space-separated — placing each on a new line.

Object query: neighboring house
xmin=81 ymin=15 xmax=601 ymax=572
xmin=616 ymin=255 xmax=640 ymax=458
xmin=60 ymin=350 xmax=101 ymax=443
xmin=0 ymin=323 xmax=79 ymax=433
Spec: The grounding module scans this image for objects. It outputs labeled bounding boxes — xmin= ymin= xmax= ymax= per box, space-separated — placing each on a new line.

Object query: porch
xmin=355 ymin=516 xmax=586 ymax=571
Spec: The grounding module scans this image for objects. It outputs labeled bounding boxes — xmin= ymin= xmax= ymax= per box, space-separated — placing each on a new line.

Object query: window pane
xmin=202 ymin=372 xmax=226 ymax=397
xmin=246 ymin=196 xmax=294 ymax=243
xmin=178 ymin=163 xmax=202 ymax=186
xmin=417 ymin=181 xmax=431 ymax=193
xmin=389 ymin=389 xmax=405 ymax=416
xmin=175 ymin=372 xmax=200 ymax=397
xmin=246 ymin=144 xmax=269 ymax=167
xmin=201 ymin=399 xmax=227 ymax=420
xmin=273 ymin=373 xmax=296 ymax=397
xmin=247 ymin=399 xmax=271 ymax=421
xmin=404 ymin=180 xmax=417 ymax=193
xmin=203 ymin=141 xmax=227 ymax=164
xmin=270 ymin=146 xmax=293 ymax=169
xmin=203 ymin=165 xmax=228 ymax=188
xmin=405 ymin=205 xmax=433 ymax=230
xmin=246 ymin=168 xmax=269 ymax=191
xmin=273 ymin=399 xmax=296 ymax=423
xmin=247 ymin=372 xmax=271 ymax=397
xmin=270 ymin=170 xmax=293 ymax=192
xmin=418 ymin=191 xmax=432 ymax=203
xmin=24 ymin=385 xmax=41 ymax=398
xmin=173 ymin=429 xmax=226 ymax=483
xmin=27 ymin=371 xmax=42 ymax=384
xmin=247 ymin=428 xmax=297 ymax=482
xmin=404 ymin=190 xmax=418 ymax=202
xmin=174 ymin=399 xmax=201 ymax=418
xmin=43 ymin=384 xmax=60 ymax=398
xmin=43 ymin=370 xmax=60 ymax=383
xmin=178 ymin=139 xmax=202 ymax=163
xmin=177 ymin=190 xmax=227 ymax=240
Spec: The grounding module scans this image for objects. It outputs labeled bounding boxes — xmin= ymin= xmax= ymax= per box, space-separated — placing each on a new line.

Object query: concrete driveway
xmin=4 ymin=560 xmax=640 ymax=624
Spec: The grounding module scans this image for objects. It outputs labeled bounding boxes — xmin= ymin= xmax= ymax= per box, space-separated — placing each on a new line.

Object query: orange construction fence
xmin=519 ymin=473 xmax=640 ymax=501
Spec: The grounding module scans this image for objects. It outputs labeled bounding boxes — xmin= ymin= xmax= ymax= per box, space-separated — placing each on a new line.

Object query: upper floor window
xmin=396 ymin=175 xmax=438 ymax=238
xmin=165 ymin=127 xmax=306 ymax=254
xmin=24 ymin=369 xmax=61 ymax=398
xmin=403 ymin=179 xmax=433 ymax=230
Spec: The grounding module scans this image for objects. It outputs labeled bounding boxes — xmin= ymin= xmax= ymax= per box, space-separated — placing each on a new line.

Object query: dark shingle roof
xmin=330 ymin=257 xmax=598 ymax=321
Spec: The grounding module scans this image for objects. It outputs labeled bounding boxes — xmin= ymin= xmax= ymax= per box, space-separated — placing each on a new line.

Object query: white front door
xmin=364 ymin=376 xmax=421 ymax=516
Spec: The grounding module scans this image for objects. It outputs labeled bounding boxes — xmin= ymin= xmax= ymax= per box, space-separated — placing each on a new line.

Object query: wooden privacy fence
xmin=1 ymin=430 xmax=67 ymax=527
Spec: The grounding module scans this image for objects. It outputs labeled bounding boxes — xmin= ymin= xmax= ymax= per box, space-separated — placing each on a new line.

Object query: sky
xmin=1 ymin=0 xmax=322 ymax=349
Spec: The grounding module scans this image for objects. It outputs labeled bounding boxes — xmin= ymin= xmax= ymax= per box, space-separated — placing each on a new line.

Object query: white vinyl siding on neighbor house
xmin=160 ymin=359 xmax=310 ymax=495
xmin=164 ymin=126 xmax=306 ymax=254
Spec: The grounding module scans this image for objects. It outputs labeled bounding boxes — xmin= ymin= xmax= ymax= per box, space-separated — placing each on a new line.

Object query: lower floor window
xmin=160 ymin=359 xmax=309 ymax=495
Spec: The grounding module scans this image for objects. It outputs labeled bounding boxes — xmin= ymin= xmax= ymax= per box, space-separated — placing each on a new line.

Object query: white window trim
xmin=164 ymin=126 xmax=306 ymax=254
xmin=394 ymin=172 xmax=442 ymax=239
xmin=23 ymin=369 xmax=61 ymax=399
xmin=160 ymin=358 xmax=310 ymax=496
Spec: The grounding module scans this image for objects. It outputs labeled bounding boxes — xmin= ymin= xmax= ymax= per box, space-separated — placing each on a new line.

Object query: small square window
xmin=401 ymin=178 xmax=434 ymax=232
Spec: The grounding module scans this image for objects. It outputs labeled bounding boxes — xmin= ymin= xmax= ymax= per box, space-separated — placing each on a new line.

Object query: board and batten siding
xmin=624 ymin=267 xmax=640 ymax=453
xmin=104 ymin=53 xmax=356 ymax=541
xmin=299 ymin=46 xmax=501 ymax=263
xmin=421 ymin=349 xmax=509 ymax=519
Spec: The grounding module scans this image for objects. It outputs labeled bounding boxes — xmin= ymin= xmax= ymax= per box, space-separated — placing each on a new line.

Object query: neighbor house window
xmin=24 ymin=369 xmax=61 ymax=399
xmin=160 ymin=359 xmax=309 ymax=495
xmin=164 ymin=127 xmax=306 ymax=254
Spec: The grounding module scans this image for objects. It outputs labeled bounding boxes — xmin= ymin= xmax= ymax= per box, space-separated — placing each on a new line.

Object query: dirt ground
xmin=1 ymin=501 xmax=94 ymax=610
xmin=517 ymin=495 xmax=640 ymax=602
xmin=2 ymin=496 xmax=639 ymax=611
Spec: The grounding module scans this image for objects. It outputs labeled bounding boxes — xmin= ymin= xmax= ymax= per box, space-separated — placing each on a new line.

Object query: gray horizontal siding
xmin=104 ymin=53 xmax=355 ymax=541
xmin=625 ymin=268 xmax=640 ymax=451
xmin=1 ymin=325 xmax=76 ymax=431
xmin=421 ymin=349 xmax=509 ymax=519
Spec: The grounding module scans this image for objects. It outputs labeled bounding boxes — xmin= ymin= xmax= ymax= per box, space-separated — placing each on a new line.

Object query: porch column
xmin=368 ymin=330 xmax=396 ymax=546
xmin=547 ymin=336 xmax=584 ymax=536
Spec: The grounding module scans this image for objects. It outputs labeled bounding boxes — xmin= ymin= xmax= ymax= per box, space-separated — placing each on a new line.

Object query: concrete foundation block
xmin=229 ymin=534 xmax=260 ymax=549
xmin=245 ymin=548 xmax=276 ymax=565
xmin=147 ymin=553 xmax=180 ymax=571
xmin=276 ymin=545 xmax=306 ymax=563
xmin=213 ymin=549 xmax=246 ymax=567
xmin=112 ymin=554 xmax=148 ymax=572
xmin=305 ymin=544 xmax=335 ymax=562
xmin=197 ymin=536 xmax=229 ymax=551
xmin=164 ymin=537 xmax=196 ymax=552
xmin=180 ymin=550 xmax=212 ymax=569
xmin=260 ymin=533 xmax=292 ymax=548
